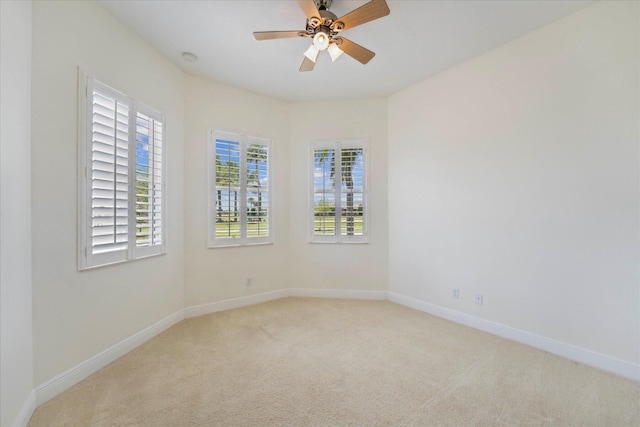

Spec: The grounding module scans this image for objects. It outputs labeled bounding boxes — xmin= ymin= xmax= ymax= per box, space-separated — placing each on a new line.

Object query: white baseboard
xmin=34 ymin=309 xmax=184 ymax=405
xmin=30 ymin=287 xmax=639 ymax=420
xmin=12 ymin=390 xmax=35 ymax=427
xmin=388 ymin=292 xmax=640 ymax=382
xmin=288 ymin=288 xmax=388 ymax=300
xmin=184 ymin=289 xmax=288 ymax=318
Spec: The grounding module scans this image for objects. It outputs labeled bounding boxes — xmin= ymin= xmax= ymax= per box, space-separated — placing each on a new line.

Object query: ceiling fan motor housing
xmin=306 ymin=9 xmax=341 ymax=38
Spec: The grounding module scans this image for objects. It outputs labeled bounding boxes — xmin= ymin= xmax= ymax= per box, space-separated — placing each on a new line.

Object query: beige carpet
xmin=29 ymin=298 xmax=639 ymax=426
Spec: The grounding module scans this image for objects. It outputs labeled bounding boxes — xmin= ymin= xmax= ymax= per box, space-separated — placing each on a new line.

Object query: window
xmin=78 ymin=74 xmax=166 ymax=270
xmin=311 ymin=140 xmax=368 ymax=243
xmin=208 ymin=130 xmax=272 ymax=247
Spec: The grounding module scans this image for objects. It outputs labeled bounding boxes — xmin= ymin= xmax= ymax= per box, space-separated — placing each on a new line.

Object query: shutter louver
xmin=90 ymin=90 xmax=129 ymax=255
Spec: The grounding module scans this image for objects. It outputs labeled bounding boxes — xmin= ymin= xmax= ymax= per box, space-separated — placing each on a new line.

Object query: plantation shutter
xmin=246 ymin=137 xmax=270 ymax=241
xmin=84 ymin=79 xmax=131 ymax=267
xmin=312 ymin=146 xmax=337 ymax=240
xmin=340 ymin=147 xmax=365 ymax=237
xmin=133 ymin=107 xmax=165 ymax=258
xmin=79 ymin=74 xmax=167 ymax=270
xmin=310 ymin=140 xmax=368 ymax=243
xmin=208 ymin=131 xmax=272 ymax=247
xmin=213 ymin=134 xmax=242 ymax=243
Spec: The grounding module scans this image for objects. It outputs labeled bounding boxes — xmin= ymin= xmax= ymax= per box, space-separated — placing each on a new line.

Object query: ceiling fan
xmin=253 ymin=0 xmax=390 ymax=72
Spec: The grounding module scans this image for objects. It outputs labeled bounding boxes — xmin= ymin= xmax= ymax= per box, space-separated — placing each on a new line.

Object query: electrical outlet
xmin=246 ymin=278 xmax=253 ymax=286
xmin=452 ymin=288 xmax=459 ymax=299
xmin=474 ymin=294 xmax=483 ymax=305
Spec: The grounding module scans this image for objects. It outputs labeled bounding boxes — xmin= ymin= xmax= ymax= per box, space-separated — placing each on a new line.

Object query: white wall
xmin=0 ymin=2 xmax=35 ymax=425
xmin=388 ymin=1 xmax=639 ymax=364
xmin=289 ymin=99 xmax=388 ymax=291
xmin=183 ymin=74 xmax=290 ymax=306
xmin=31 ymin=0 xmax=185 ymax=385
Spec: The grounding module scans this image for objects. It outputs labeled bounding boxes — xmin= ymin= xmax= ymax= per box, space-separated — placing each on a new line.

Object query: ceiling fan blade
xmin=297 ymin=0 xmax=320 ymax=19
xmin=335 ymin=37 xmax=375 ymax=64
xmin=335 ymin=0 xmax=390 ymax=31
xmin=253 ymin=31 xmax=304 ymax=41
xmin=299 ymin=57 xmax=316 ymax=72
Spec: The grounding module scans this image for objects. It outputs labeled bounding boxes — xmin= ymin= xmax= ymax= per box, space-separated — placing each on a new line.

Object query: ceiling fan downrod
xmin=315 ymin=0 xmax=333 ymax=11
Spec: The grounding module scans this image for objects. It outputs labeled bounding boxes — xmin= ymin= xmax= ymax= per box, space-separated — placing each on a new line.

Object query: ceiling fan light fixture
xmin=327 ymin=42 xmax=344 ymax=62
xmin=312 ymin=31 xmax=330 ymax=50
xmin=303 ymin=44 xmax=320 ymax=63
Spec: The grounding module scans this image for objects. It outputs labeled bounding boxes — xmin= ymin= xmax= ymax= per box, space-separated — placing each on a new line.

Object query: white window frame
xmin=78 ymin=71 xmax=167 ymax=270
xmin=309 ymin=139 xmax=368 ymax=244
xmin=208 ymin=130 xmax=273 ymax=248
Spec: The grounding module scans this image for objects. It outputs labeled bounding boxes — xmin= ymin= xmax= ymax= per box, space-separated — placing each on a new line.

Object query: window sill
xmin=79 ymin=251 xmax=166 ymax=272
xmin=308 ymin=240 xmax=369 ymax=245
xmin=208 ymin=241 xmax=274 ymax=249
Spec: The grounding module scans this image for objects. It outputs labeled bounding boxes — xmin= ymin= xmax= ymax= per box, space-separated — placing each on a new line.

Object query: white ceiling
xmin=99 ymin=0 xmax=594 ymax=102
